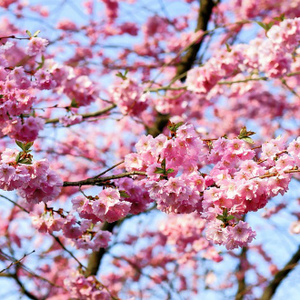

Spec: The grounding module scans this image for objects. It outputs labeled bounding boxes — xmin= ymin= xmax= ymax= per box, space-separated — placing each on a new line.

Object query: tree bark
xmin=235 ymin=247 xmax=248 ymax=300
xmin=176 ymin=0 xmax=215 ymax=80
xmin=260 ymin=244 xmax=300 ymax=300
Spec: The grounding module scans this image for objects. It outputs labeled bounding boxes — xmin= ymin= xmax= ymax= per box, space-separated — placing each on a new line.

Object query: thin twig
xmin=63 ymin=171 xmax=146 ymax=187
xmin=45 ymin=104 xmax=116 ymax=124
xmin=0 ymin=250 xmax=35 ymax=274
xmin=93 ymin=161 xmax=124 ymax=178
xmin=0 ymin=194 xmax=29 ymax=213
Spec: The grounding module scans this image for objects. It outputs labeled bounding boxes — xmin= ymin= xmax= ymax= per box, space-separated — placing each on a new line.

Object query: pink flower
xmin=59 ymin=115 xmax=83 ymax=126
xmin=34 ymin=69 xmax=57 ymax=90
xmin=109 ymin=78 xmax=149 ymax=117
xmin=1 ymin=148 xmax=18 ymax=164
xmin=225 ymin=221 xmax=256 ymax=249
xmin=290 ymin=221 xmax=300 ymax=234
xmin=26 ymin=37 xmax=49 ymax=56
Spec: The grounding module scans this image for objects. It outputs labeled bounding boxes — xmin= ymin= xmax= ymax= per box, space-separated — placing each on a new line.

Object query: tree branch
xmin=176 ymin=0 xmax=216 ymax=80
xmin=63 ymin=171 xmax=146 ymax=187
xmin=13 ymin=273 xmax=39 ymax=300
xmin=84 ymin=222 xmax=116 ymax=277
xmin=235 ymin=247 xmax=248 ymax=300
xmin=260 ymin=244 xmax=300 ymax=300
xmin=147 ymin=0 xmax=216 ymax=138
xmin=45 ymin=104 xmax=116 ymax=124
xmin=0 ymin=250 xmax=35 ymax=274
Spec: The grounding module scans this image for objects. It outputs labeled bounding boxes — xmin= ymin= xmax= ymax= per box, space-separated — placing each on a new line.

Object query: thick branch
xmin=260 ymin=244 xmax=300 ymax=300
xmin=176 ymin=0 xmax=215 ymax=80
xmin=147 ymin=0 xmax=216 ymax=138
xmin=14 ymin=274 xmax=39 ymax=300
xmin=84 ymin=222 xmax=116 ymax=277
xmin=235 ymin=247 xmax=248 ymax=300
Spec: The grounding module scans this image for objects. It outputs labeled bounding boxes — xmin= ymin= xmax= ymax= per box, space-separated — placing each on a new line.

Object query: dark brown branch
xmin=147 ymin=0 xmax=216 ymax=138
xmin=84 ymin=222 xmax=116 ymax=277
xmin=260 ymin=244 xmax=300 ymax=300
xmin=0 ymin=35 xmax=30 ymax=40
xmin=13 ymin=273 xmax=39 ymax=300
xmin=63 ymin=171 xmax=146 ymax=187
xmin=45 ymin=104 xmax=116 ymax=124
xmin=235 ymin=247 xmax=248 ymax=300
xmin=176 ymin=0 xmax=216 ymax=80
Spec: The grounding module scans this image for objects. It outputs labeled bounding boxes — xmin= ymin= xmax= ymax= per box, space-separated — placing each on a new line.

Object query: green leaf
xmin=24 ymin=142 xmax=34 ymax=151
xmin=238 ymin=126 xmax=256 ymax=142
xmin=154 ymin=168 xmax=165 ymax=174
xmin=216 ymin=215 xmax=224 ymax=221
xmin=15 ymin=141 xmax=34 ymax=152
xmin=161 ymin=158 xmax=166 ymax=170
xmin=119 ymin=190 xmax=130 ymax=198
xmin=242 ymin=137 xmax=254 ymax=144
xmin=116 ymin=70 xmax=128 ymax=80
xmin=36 ymin=55 xmax=45 ymax=71
xmin=0 ymin=95 xmax=3 ymax=99
xmin=70 ymin=98 xmax=78 ymax=108
xmin=273 ymin=14 xmax=285 ymax=22
xmin=15 ymin=152 xmax=21 ymax=163
xmin=15 ymin=140 xmax=25 ymax=151
xmin=168 ymin=122 xmax=184 ymax=132
xmin=33 ymin=30 xmax=41 ymax=37
xmin=256 ymin=21 xmax=266 ymax=30
xmin=265 ymin=21 xmax=274 ymax=31
xmin=227 ymin=215 xmax=235 ymax=221
xmin=166 ymin=168 xmax=174 ymax=174
xmin=225 ymin=43 xmax=232 ymax=52
xmin=256 ymin=21 xmax=274 ymax=36
xmin=18 ymin=158 xmax=32 ymax=164
xmin=26 ymin=30 xmax=32 ymax=37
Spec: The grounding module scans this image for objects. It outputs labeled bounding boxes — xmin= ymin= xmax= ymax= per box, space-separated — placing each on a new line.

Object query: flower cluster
xmin=186 ymin=18 xmax=300 ymax=94
xmin=109 ymin=78 xmax=149 ymax=117
xmin=72 ymin=188 xmax=131 ymax=223
xmin=30 ymin=187 xmax=131 ymax=251
xmin=153 ymin=85 xmax=193 ymax=116
xmin=186 ymin=48 xmax=242 ymax=94
xmin=0 ymin=148 xmax=62 ymax=204
xmin=125 ymin=123 xmax=300 ymax=249
xmin=166 ymin=30 xmax=203 ymax=53
xmin=117 ymin=177 xmax=152 ymax=214
xmin=206 ymin=220 xmax=256 ymax=250
xmin=0 ymin=0 xmax=17 ymax=9
xmin=268 ymin=18 xmax=300 ymax=51
xmin=42 ymin=59 xmax=99 ymax=107
xmin=159 ymin=213 xmax=223 ymax=262
xmin=26 ymin=37 xmax=49 ymax=56
xmin=0 ymin=62 xmax=45 ymax=142
xmin=64 ymin=272 xmax=112 ymax=300
xmin=59 ymin=114 xmax=83 ymax=126
xmin=31 ymin=209 xmax=112 ymax=251
xmin=125 ymin=124 xmax=207 ymax=214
